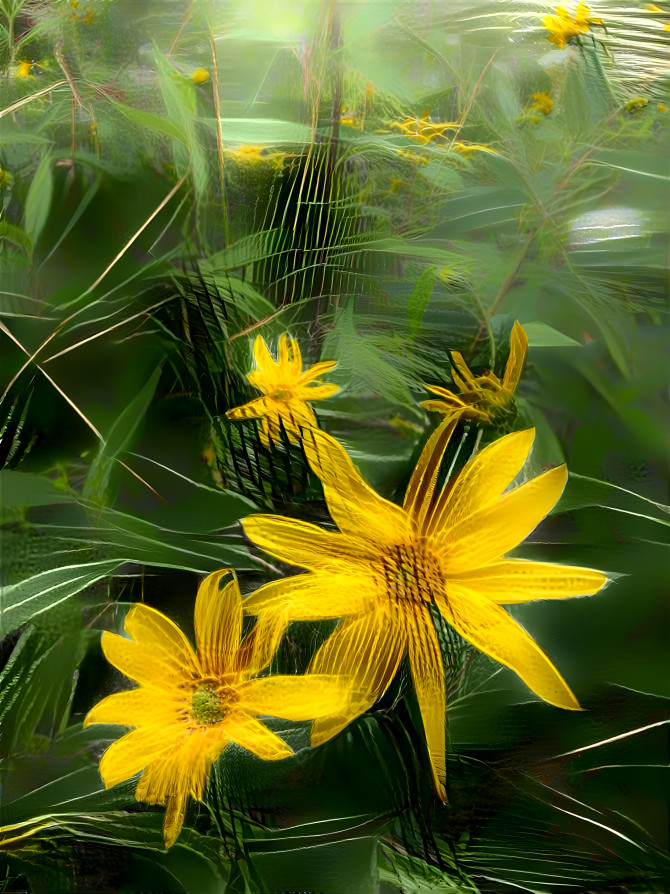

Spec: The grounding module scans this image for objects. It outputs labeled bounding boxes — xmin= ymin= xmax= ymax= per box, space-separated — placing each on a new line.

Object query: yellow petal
xmin=278 ymin=333 xmax=291 ymax=367
xmin=194 ymin=570 xmax=243 ymax=677
xmin=436 ymin=585 xmax=580 ymax=710
xmin=405 ymin=607 xmax=447 ymax=801
xmin=309 ymin=610 xmax=407 ymax=746
xmin=100 ymin=631 xmax=197 ymax=691
xmin=225 ymin=713 xmax=294 ymax=760
xmin=300 ymin=426 xmax=409 ymax=545
xmin=238 ymin=675 xmax=352 ymax=720
xmin=235 ymin=609 xmax=288 ymax=675
xmin=287 ymin=335 xmax=303 ymax=373
xmin=502 ymin=321 xmax=528 ymax=394
xmin=98 ymin=726 xmax=178 ymax=789
xmin=226 ymin=396 xmax=271 ymax=420
xmin=242 ymin=514 xmax=370 ymax=570
xmin=135 ymin=728 xmax=228 ymax=806
xmin=163 ymin=790 xmax=189 ymax=849
xmin=123 ymin=604 xmax=200 ymax=679
xmin=300 ymin=359 xmax=337 ymax=382
xmin=299 ymin=382 xmax=339 ymax=401
xmin=440 ymin=462 xmax=567 ymax=573
xmin=450 ymin=351 xmax=479 ymax=393
xmin=452 ymin=559 xmax=607 ymax=604
xmin=429 ymin=428 xmax=535 ymax=538
xmin=84 ymin=687 xmax=174 ymax=729
xmin=403 ymin=415 xmax=459 ymax=533
xmin=253 ymin=335 xmax=275 ymax=375
xmin=423 ymin=384 xmax=469 ymax=406
xmin=242 ymin=572 xmax=374 ymax=620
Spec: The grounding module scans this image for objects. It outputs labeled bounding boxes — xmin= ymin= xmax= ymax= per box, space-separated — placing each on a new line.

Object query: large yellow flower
xmin=85 ymin=570 xmax=349 ymax=847
xmin=226 ymin=334 xmax=339 ymax=448
xmin=421 ymin=321 xmax=529 ymax=427
xmin=241 ymin=421 xmax=607 ymax=800
xmin=543 ymin=3 xmax=602 ymax=49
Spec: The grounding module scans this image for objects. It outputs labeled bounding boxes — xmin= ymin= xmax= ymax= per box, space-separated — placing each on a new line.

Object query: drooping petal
xmin=300 ymin=360 xmax=338 ymax=382
xmin=429 ymin=428 xmax=535 ymax=538
xmin=123 ymin=604 xmax=200 ymax=680
xmin=98 ymin=726 xmax=179 ymax=789
xmin=226 ymin=396 xmax=272 ymax=420
xmin=309 ymin=610 xmax=407 ymax=746
xmin=287 ymin=335 xmax=303 ymax=374
xmin=405 ymin=606 xmax=447 ymax=801
xmin=242 ymin=514 xmax=371 ymax=571
xmin=225 ymin=713 xmax=294 ymax=760
xmin=278 ymin=333 xmax=291 ymax=368
xmin=242 ymin=572 xmax=374 ymax=621
xmin=451 ymin=559 xmax=608 ymax=604
xmin=235 ymin=609 xmax=289 ymax=676
xmin=300 ymin=426 xmax=409 ymax=545
xmin=450 ymin=351 xmax=481 ymax=393
xmin=440 ymin=463 xmax=567 ymax=573
xmin=163 ymin=790 xmax=189 ymax=849
xmin=299 ymin=382 xmax=340 ymax=401
xmin=502 ymin=321 xmax=528 ymax=394
xmin=238 ymin=675 xmax=352 ymax=721
xmin=403 ymin=415 xmax=458 ymax=534
xmin=194 ymin=570 xmax=243 ymax=677
xmin=100 ymin=630 xmax=198 ymax=691
xmin=436 ymin=585 xmax=580 ymax=710
xmin=84 ymin=687 xmax=176 ymax=729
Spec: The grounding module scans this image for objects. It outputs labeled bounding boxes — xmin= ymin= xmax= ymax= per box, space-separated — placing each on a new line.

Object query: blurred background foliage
xmin=0 ymin=0 xmax=668 ymax=891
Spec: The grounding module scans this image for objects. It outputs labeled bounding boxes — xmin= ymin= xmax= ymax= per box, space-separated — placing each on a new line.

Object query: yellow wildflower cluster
xmin=68 ymin=0 xmax=94 ymax=24
xmin=543 ymin=2 xmax=603 ymax=49
xmin=530 ymin=91 xmax=554 ymax=116
xmin=390 ymin=113 xmax=460 ymax=145
xmin=223 ymin=144 xmax=286 ymax=170
xmin=87 ymin=326 xmax=608 ymax=847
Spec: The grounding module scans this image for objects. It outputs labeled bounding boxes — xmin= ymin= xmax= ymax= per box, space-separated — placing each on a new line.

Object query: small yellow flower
xmin=448 ymin=141 xmax=498 ymax=157
xmin=422 ymin=321 xmax=528 ymax=426
xmin=16 ymin=60 xmax=34 ymax=78
xmin=0 ymin=168 xmax=12 ymax=189
xmin=390 ymin=112 xmax=460 ymax=145
xmin=530 ymin=91 xmax=554 ymax=115
xmin=227 ymin=334 xmax=339 ymax=449
xmin=396 ymin=148 xmax=430 ymax=165
xmin=82 ymin=8 xmax=94 ymax=24
xmin=85 ymin=570 xmax=350 ymax=848
xmin=646 ymin=4 xmax=662 ymax=11
xmin=242 ymin=422 xmax=607 ymax=800
xmin=625 ymin=97 xmax=649 ymax=112
xmin=191 ymin=67 xmax=210 ymax=85
xmin=223 ymin=145 xmax=286 ymax=168
xmin=658 ymin=102 xmax=668 ymax=112
xmin=543 ymin=3 xmax=602 ymax=49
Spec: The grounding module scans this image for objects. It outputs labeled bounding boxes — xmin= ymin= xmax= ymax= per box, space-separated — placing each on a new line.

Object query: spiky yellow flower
xmin=242 ymin=422 xmax=607 ymax=799
xmin=543 ymin=3 xmax=602 ymax=49
xmin=531 ymin=92 xmax=554 ymax=115
xmin=16 ymin=61 xmax=34 ymax=79
xmin=227 ymin=334 xmax=339 ymax=449
xmin=421 ymin=321 xmax=528 ymax=427
xmin=191 ymin=67 xmax=210 ymax=85
xmin=390 ymin=113 xmax=460 ymax=145
xmin=85 ymin=570 xmax=349 ymax=847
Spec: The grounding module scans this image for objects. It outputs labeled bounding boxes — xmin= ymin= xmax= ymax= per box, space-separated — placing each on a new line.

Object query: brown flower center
xmin=379 ymin=542 xmax=443 ymax=607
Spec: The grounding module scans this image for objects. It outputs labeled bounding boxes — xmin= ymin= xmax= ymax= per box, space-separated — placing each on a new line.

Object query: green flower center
xmin=190 ymin=687 xmax=226 ymax=725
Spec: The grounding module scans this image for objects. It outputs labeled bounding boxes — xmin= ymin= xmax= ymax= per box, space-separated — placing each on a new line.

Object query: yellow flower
xmin=542 ymin=3 xmax=601 ymax=49
xmin=223 ymin=145 xmax=286 ymax=168
xmin=390 ymin=113 xmax=460 ymax=145
xmin=82 ymin=8 xmax=94 ymax=24
xmin=85 ymin=570 xmax=349 ymax=848
xmin=658 ymin=102 xmax=668 ymax=112
xmin=16 ymin=60 xmax=34 ymax=78
xmin=625 ymin=97 xmax=648 ymax=112
xmin=227 ymin=334 xmax=339 ymax=449
xmin=191 ymin=67 xmax=210 ymax=85
xmin=646 ymin=4 xmax=662 ymax=11
xmin=447 ymin=141 xmax=498 ymax=157
xmin=396 ymin=148 xmax=430 ymax=165
xmin=242 ymin=422 xmax=608 ymax=800
xmin=421 ymin=321 xmax=528 ymax=426
xmin=530 ymin=92 xmax=554 ymax=115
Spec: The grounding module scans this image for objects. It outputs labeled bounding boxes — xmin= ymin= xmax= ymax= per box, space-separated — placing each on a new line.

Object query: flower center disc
xmin=191 ymin=687 xmax=226 ymax=725
xmin=381 ymin=544 xmax=442 ymax=606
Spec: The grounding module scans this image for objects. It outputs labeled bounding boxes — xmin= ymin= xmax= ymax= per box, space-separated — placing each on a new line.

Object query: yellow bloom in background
xmin=16 ymin=60 xmax=35 ymax=78
xmin=447 ymin=141 xmax=499 ymax=157
xmin=625 ymin=97 xmax=649 ymax=112
xmin=658 ymin=102 xmax=668 ymax=112
xmin=422 ymin=321 xmax=528 ymax=426
xmin=390 ymin=113 xmax=460 ymax=145
xmin=191 ymin=67 xmax=210 ymax=85
xmin=242 ymin=421 xmax=607 ymax=800
xmin=82 ymin=8 xmax=94 ymax=24
xmin=227 ymin=334 xmax=339 ymax=448
xmin=85 ymin=570 xmax=349 ymax=847
xmin=223 ymin=144 xmax=286 ymax=168
xmin=543 ymin=3 xmax=602 ymax=49
xmin=530 ymin=92 xmax=554 ymax=115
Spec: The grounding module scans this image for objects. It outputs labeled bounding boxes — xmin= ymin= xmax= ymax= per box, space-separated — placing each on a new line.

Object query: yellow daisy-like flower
xmin=226 ymin=334 xmax=339 ymax=449
xmin=543 ymin=3 xmax=602 ymax=49
xmin=85 ymin=570 xmax=349 ymax=848
xmin=421 ymin=321 xmax=528 ymax=427
xmin=191 ymin=67 xmax=210 ymax=85
xmin=530 ymin=92 xmax=554 ymax=115
xmin=241 ymin=421 xmax=608 ymax=800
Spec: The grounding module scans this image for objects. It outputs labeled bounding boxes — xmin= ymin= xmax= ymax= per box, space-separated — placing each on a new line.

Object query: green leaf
xmin=23 ymin=153 xmax=53 ymax=245
xmin=523 ymin=321 xmax=581 ymax=348
xmin=557 ymin=473 xmax=670 ymax=528
xmin=111 ymin=101 xmax=187 ymax=143
xmin=0 ymin=470 xmax=72 ymax=510
xmin=0 ymin=219 xmax=33 ymax=257
xmin=0 ymin=561 xmax=120 ymax=636
xmin=407 ymin=266 xmax=436 ymax=338
xmin=83 ymin=366 xmax=162 ymax=505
